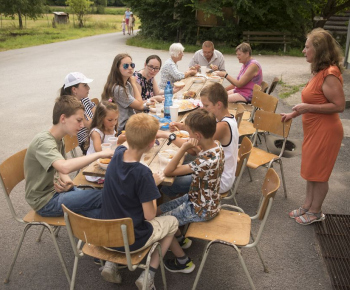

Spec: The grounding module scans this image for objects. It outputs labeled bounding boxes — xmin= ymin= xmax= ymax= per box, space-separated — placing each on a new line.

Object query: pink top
xmin=234 ymin=59 xmax=262 ymax=102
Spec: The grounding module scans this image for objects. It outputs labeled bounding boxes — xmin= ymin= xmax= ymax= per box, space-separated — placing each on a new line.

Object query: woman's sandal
xmin=295 ymin=211 xmax=326 ymax=225
xmin=289 ymin=207 xmax=309 ymax=219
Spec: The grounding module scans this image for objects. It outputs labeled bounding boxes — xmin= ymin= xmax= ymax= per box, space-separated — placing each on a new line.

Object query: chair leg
xmin=70 ymin=256 xmax=79 ymax=290
xmin=254 ymin=245 xmax=269 ymax=273
xmin=4 ymin=224 xmax=32 ymax=283
xmin=47 ymin=225 xmax=71 ymax=285
xmin=278 ymin=160 xmax=287 ymax=198
xmin=247 ymin=167 xmax=253 ymax=182
xmin=54 ymin=226 xmax=61 ymax=237
xmin=157 ymin=244 xmax=167 ymax=290
xmin=234 ymin=244 xmax=256 ymax=290
xmin=36 ymin=226 xmax=45 ymax=242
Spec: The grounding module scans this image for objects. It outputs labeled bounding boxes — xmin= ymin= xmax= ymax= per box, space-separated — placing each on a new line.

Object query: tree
xmin=0 ymin=0 xmax=45 ymax=29
xmin=66 ymin=0 xmax=93 ymax=27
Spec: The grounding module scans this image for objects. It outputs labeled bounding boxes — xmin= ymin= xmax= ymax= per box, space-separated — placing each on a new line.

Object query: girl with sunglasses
xmin=133 ymin=55 xmax=184 ymax=104
xmin=101 ymin=53 xmax=144 ymax=134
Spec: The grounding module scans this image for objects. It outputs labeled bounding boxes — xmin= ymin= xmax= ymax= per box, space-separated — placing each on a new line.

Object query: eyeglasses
xmin=122 ymin=63 xmax=135 ymax=69
xmin=147 ymin=65 xmax=160 ymax=72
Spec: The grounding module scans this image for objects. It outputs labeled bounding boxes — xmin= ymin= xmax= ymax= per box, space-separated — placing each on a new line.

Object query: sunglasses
xmin=122 ymin=63 xmax=135 ymax=69
xmin=147 ymin=65 xmax=160 ymax=72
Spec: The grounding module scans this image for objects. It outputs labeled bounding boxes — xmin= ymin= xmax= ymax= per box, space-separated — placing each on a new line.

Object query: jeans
xmin=36 ymin=187 xmax=102 ymax=219
xmin=161 ymin=175 xmax=192 ymax=197
xmin=159 ymin=194 xmax=210 ymax=226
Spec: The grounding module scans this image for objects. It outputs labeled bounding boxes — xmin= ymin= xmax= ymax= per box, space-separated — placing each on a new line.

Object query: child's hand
xmin=54 ymin=178 xmax=73 ymax=193
xmin=129 ymin=75 xmax=136 ymax=85
xmin=153 ymin=172 xmax=165 ymax=186
xmin=169 ymin=122 xmax=184 ymax=132
xmin=117 ymin=133 xmax=126 ymax=145
xmin=181 ymin=138 xmax=198 ymax=150
xmin=99 ymin=149 xmax=114 ymax=158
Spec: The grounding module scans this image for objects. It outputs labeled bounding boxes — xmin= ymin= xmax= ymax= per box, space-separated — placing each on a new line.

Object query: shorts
xmin=125 ymin=18 xmax=129 ymax=25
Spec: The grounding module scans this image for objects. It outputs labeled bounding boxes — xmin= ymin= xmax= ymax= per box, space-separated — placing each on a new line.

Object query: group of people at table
xmin=23 ymin=28 xmax=345 ymax=289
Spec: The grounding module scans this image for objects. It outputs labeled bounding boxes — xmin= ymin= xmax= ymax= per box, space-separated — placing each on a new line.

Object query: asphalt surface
xmin=0 ymin=31 xmax=349 ymax=290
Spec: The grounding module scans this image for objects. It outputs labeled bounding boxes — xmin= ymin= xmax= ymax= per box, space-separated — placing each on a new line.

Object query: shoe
xmin=289 ymin=207 xmax=309 ymax=219
xmin=295 ymin=211 xmax=325 ymax=225
xmin=101 ymin=261 xmax=122 ymax=284
xmin=94 ymin=258 xmax=105 ymax=265
xmin=164 ymin=257 xmax=195 ymax=273
xmin=179 ymin=237 xmax=192 ymax=249
xmin=135 ymin=271 xmax=156 ymax=290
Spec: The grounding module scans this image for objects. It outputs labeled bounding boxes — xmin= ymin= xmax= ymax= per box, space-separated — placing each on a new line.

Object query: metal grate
xmin=315 ymin=214 xmax=350 ymax=290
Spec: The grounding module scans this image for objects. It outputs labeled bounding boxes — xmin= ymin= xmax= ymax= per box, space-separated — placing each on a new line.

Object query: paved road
xmin=0 ymin=31 xmax=349 ymax=290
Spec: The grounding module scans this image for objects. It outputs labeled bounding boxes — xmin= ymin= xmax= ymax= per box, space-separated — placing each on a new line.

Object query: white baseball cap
xmin=64 ymin=72 xmax=93 ymax=89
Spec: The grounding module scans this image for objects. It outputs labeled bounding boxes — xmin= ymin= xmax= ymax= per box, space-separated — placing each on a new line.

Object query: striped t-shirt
xmin=77 ymin=97 xmax=95 ymax=145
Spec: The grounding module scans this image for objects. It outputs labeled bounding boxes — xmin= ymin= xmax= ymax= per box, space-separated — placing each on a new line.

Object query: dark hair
xmin=53 ymin=95 xmax=84 ymax=125
xmin=200 ymin=82 xmax=228 ymax=108
xmin=101 ymin=53 xmax=132 ymax=101
xmin=307 ymin=28 xmax=344 ymax=73
xmin=185 ymin=109 xmax=216 ymax=139
xmin=145 ymin=55 xmax=162 ymax=67
xmin=60 ymin=83 xmax=79 ymax=96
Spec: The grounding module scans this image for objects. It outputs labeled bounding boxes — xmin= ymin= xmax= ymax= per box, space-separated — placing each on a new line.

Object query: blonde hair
xmin=307 ymin=28 xmax=344 ymax=73
xmin=125 ymin=113 xmax=159 ymax=150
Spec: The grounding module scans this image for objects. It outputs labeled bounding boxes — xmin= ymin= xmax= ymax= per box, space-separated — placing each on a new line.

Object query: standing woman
xmin=60 ymin=72 xmax=95 ymax=154
xmin=101 ymin=53 xmax=144 ymax=134
xmin=159 ymin=43 xmax=197 ymax=89
xmin=281 ymin=28 xmax=345 ymax=225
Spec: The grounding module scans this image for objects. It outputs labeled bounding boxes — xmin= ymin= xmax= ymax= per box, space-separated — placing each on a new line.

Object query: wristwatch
xmin=224 ymin=73 xmax=228 ymax=79
xmin=167 ymin=133 xmax=176 ymax=145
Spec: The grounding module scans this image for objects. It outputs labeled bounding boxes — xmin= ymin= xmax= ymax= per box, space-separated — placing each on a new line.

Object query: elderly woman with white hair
xmin=159 ymin=43 xmax=197 ymax=89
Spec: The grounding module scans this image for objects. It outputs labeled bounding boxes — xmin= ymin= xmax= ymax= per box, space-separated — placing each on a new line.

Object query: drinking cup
xmin=155 ymin=103 xmax=163 ymax=116
xmin=170 ymin=105 xmax=179 ymax=122
xmin=108 ymin=137 xmax=118 ymax=150
xmin=201 ymin=66 xmax=207 ymax=74
xmin=101 ymin=143 xmax=111 ymax=151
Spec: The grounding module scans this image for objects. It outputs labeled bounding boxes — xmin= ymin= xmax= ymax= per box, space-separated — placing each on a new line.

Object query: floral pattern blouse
xmin=133 ymin=71 xmax=154 ymax=101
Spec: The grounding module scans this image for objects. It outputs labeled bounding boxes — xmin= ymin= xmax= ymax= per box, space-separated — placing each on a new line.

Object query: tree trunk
xmin=17 ymin=8 xmax=23 ymax=29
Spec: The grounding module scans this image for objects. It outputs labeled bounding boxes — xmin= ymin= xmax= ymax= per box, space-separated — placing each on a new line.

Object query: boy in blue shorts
xmin=157 ymin=109 xmax=225 ymax=272
xmin=100 ymin=113 xmax=195 ymax=290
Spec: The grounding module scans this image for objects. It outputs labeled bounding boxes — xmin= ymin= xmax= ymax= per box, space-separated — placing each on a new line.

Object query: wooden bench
xmin=243 ymin=31 xmax=291 ymax=52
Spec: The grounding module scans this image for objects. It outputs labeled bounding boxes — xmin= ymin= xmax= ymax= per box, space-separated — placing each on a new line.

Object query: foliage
xmin=66 ymin=0 xmax=94 ymax=27
xmin=0 ymin=0 xmax=46 ymax=29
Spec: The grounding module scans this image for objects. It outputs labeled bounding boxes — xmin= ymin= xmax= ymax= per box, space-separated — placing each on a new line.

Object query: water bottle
xmin=164 ymin=81 xmax=173 ymax=119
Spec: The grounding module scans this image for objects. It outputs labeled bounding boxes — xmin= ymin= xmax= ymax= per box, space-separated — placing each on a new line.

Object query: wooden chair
xmin=64 ymin=134 xmax=79 ymax=158
xmin=0 ymin=149 xmax=70 ymax=285
xmin=186 ymin=168 xmax=280 ymax=290
xmin=235 ymin=104 xmax=246 ymax=128
xmin=239 ymin=89 xmax=279 ymax=137
xmin=247 ymin=110 xmax=292 ymax=197
xmin=91 ymin=98 xmax=99 ymax=106
xmin=62 ymin=205 xmax=167 ymax=290
xmin=223 ymin=136 xmax=253 ymax=205
xmin=260 ymin=81 xmax=269 ymax=93
xmin=267 ymin=77 xmax=279 ymax=95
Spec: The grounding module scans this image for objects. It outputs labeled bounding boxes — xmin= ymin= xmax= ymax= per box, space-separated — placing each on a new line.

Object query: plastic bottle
xmin=164 ymin=81 xmax=173 ymax=119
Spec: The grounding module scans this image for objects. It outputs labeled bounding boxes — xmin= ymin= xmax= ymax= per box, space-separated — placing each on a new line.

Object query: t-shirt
xmin=189 ymin=49 xmax=226 ymax=71
xmin=133 ymin=71 xmax=154 ymax=100
xmin=113 ymin=82 xmax=135 ymax=134
xmin=188 ymin=141 xmax=224 ymax=218
xmin=24 ymin=131 xmax=65 ymax=211
xmin=100 ymin=146 xmax=161 ymax=251
xmin=77 ymin=97 xmax=95 ymax=146
xmin=159 ymin=58 xmax=185 ymax=89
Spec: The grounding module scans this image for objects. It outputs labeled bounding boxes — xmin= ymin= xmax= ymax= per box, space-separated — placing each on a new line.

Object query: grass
xmin=278 ymin=79 xmax=307 ymax=99
xmin=127 ymin=35 xmax=304 ymax=57
xmin=0 ymin=7 xmax=137 ymax=51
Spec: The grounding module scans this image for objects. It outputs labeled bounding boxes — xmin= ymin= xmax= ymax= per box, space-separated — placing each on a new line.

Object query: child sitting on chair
xmin=99 ymin=113 xmax=195 ymax=289
xmin=157 ymin=109 xmax=225 ymax=272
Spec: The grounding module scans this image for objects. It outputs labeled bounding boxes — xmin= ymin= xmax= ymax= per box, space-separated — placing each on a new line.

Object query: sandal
xmin=289 ymin=207 xmax=309 ymax=219
xmin=295 ymin=211 xmax=325 ymax=225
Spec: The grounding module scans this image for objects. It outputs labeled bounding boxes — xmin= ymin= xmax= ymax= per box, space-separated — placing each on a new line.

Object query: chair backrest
xmin=63 ymin=135 xmax=79 ymax=155
xmin=251 ymin=90 xmax=279 ymax=113
xmin=236 ymin=137 xmax=253 ymax=177
xmin=258 ymin=168 xmax=280 ymax=220
xmin=0 ymin=149 xmax=27 ymax=196
xmin=253 ymin=84 xmax=261 ymax=92
xmin=267 ymin=77 xmax=279 ymax=95
xmin=235 ymin=104 xmax=245 ymax=128
xmin=91 ymin=98 xmax=99 ymax=106
xmin=62 ymin=204 xmax=135 ymax=248
xmin=253 ymin=110 xmax=292 ymax=138
xmin=260 ymin=81 xmax=269 ymax=93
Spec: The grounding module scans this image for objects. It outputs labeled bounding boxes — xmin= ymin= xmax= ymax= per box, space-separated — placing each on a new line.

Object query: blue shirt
xmin=100 ymin=146 xmax=161 ymax=251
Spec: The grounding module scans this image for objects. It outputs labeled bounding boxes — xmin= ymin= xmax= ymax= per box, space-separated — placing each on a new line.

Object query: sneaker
xmin=94 ymin=258 xmax=105 ymax=265
xmin=101 ymin=261 xmax=122 ymax=284
xmin=179 ymin=237 xmax=192 ymax=249
xmin=164 ymin=257 xmax=195 ymax=273
xmin=135 ymin=271 xmax=156 ymax=290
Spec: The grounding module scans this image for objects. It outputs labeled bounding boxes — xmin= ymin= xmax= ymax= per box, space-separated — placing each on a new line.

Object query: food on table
xmin=175 ymin=130 xmax=189 ymax=139
xmin=209 ymin=64 xmax=214 ymax=69
xmin=121 ymin=130 xmax=126 ymax=134
xmin=193 ymin=77 xmax=205 ymax=83
xmin=174 ymin=81 xmax=185 ymax=88
xmin=100 ymin=158 xmax=111 ymax=164
xmin=208 ymin=76 xmax=221 ymax=82
xmin=183 ymin=91 xmax=196 ymax=99
xmin=178 ymin=100 xmax=197 ymax=111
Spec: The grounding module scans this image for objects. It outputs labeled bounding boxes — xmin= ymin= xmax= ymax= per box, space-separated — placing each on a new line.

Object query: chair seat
xmin=23 ymin=210 xmax=66 ymax=225
xmin=247 ymin=148 xmax=277 ymax=169
xmin=73 ymin=170 xmax=104 ymax=189
xmin=239 ymin=120 xmax=256 ymax=136
xmin=185 ymin=210 xmax=251 ymax=246
xmin=82 ymin=243 xmax=151 ymax=265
